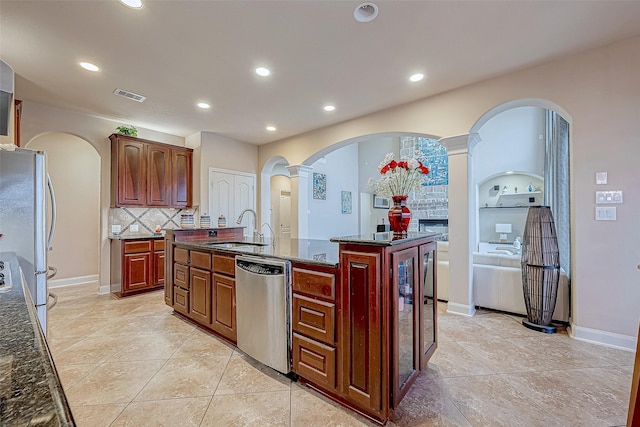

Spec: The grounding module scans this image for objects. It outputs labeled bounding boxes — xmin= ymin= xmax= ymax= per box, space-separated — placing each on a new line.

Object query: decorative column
xmin=286 ymin=165 xmax=313 ymax=239
xmin=439 ymin=133 xmax=480 ymax=317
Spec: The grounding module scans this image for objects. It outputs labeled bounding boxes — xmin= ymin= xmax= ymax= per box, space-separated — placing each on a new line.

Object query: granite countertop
xmin=109 ymin=233 xmax=165 ymax=240
xmin=330 ymin=231 xmax=441 ymax=246
xmin=174 ymin=238 xmax=340 ymax=267
xmin=0 ymin=253 xmax=75 ymax=426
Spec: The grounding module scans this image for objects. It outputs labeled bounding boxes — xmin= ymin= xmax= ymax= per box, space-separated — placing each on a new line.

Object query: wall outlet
xmin=130 ymin=224 xmax=139 ymax=232
xmin=595 ymin=207 xmax=616 ymax=221
xmin=111 ymin=224 xmax=121 ymax=234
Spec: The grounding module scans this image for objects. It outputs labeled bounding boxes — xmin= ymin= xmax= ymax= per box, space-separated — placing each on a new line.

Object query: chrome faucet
xmin=236 ymin=209 xmax=262 ymax=242
xmin=262 ymin=223 xmax=276 ymax=249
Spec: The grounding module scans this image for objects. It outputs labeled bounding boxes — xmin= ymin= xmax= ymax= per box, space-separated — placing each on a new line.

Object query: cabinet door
xmin=212 ymin=273 xmax=236 ymax=342
xmin=171 ymin=149 xmax=192 ymax=207
xmin=391 ymin=247 xmax=420 ymax=407
xmin=114 ymin=137 xmax=146 ymax=206
xmin=153 ymin=250 xmax=165 ymax=286
xmin=123 ymin=252 xmax=152 ymax=293
xmin=189 ymin=267 xmax=211 ymax=325
xmin=147 ymin=144 xmax=171 ymax=206
xmin=419 ymin=242 xmax=437 ymax=369
xmin=339 ymin=250 xmax=384 ymax=416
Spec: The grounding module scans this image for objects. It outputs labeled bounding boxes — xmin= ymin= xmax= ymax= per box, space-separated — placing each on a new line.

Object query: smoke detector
xmin=113 ymin=88 xmax=146 ymax=103
xmin=354 ymin=2 xmax=379 ymax=23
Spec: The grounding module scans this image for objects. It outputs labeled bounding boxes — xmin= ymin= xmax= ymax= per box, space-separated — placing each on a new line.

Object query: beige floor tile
xmin=290 ymin=387 xmax=374 ymax=426
xmin=46 ymin=336 xmax=86 ymax=357
xmin=70 ymin=403 xmax=126 ymax=427
xmin=107 ymin=333 xmax=187 ymax=362
xmin=509 ymin=336 xmax=616 ymax=370
xmin=46 ymin=317 xmax=108 ymax=339
xmin=424 ymin=341 xmax=495 ymax=378
xmin=215 ymin=352 xmax=291 ymax=395
xmin=437 ymin=316 xmax=502 ymax=342
xmin=438 ymin=375 xmax=563 ymax=426
xmin=65 ymin=359 xmax=166 ymax=405
xmin=55 ymin=363 xmax=99 ymax=390
xmin=123 ymin=300 xmax=174 ymax=317
xmin=391 ymin=373 xmax=472 ymax=426
xmin=455 ymin=338 xmax=544 ymax=373
xmin=468 ymin=314 xmax=542 ymax=339
xmin=501 ymin=366 xmax=632 ymax=426
xmin=87 ymin=315 xmax=162 ymax=337
xmin=202 ymin=391 xmax=290 ymax=426
xmin=111 ymin=396 xmax=211 ymax=427
xmin=53 ymin=335 xmax=137 ymax=365
xmin=139 ymin=313 xmax=196 ymax=335
xmin=172 ymin=328 xmax=235 ymax=359
xmin=135 ymin=355 xmax=229 ymax=400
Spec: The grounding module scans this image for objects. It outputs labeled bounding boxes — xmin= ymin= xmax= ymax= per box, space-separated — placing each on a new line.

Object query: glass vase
xmin=388 ymin=195 xmax=411 ymax=234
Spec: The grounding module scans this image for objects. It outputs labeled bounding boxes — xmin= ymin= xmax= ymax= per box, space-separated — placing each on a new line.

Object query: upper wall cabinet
xmin=110 ymin=134 xmax=193 ymax=208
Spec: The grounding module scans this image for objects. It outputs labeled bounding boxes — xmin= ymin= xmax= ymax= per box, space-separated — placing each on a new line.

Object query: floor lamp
xmin=521 ymin=206 xmax=560 ymax=333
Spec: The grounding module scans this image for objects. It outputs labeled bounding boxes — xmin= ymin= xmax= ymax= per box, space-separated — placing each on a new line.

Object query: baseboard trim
xmin=446 ymin=302 xmax=476 ymax=317
xmin=98 ymin=285 xmax=111 ymax=295
xmin=48 ymin=274 xmax=98 ymax=288
xmin=569 ymin=323 xmax=636 ymax=351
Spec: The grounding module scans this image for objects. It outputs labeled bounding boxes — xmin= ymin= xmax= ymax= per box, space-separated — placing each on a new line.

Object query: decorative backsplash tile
xmin=109 ymin=207 xmax=188 ymax=235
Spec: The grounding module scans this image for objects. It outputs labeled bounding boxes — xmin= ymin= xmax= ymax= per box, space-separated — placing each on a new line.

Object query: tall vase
xmin=521 ymin=206 xmax=560 ymax=333
xmin=388 ymin=195 xmax=411 ymax=235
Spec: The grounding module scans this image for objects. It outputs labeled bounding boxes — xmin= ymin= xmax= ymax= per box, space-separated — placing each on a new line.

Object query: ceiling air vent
xmin=113 ymin=88 xmax=146 ymax=103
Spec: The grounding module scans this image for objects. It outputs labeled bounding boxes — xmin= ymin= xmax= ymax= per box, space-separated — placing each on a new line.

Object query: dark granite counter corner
xmin=0 ymin=253 xmax=75 ymax=426
xmin=330 ymin=231 xmax=441 ymax=246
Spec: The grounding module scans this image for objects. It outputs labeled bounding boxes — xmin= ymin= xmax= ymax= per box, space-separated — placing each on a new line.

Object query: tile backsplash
xmin=109 ymin=207 xmax=191 ymax=235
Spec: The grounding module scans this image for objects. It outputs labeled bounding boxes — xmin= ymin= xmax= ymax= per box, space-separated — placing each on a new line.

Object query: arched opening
xmin=470 ymin=100 xmax=572 ymax=322
xmin=25 ymin=132 xmax=101 ymax=291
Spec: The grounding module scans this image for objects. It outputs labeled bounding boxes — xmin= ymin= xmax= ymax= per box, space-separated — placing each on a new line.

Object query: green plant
xmin=116 ymin=125 xmax=137 ymax=137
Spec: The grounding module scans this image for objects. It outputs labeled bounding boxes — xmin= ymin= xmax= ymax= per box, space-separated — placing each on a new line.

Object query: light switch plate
xmin=595 ymin=207 xmax=616 ymax=221
xmin=595 ymin=172 xmax=608 ymax=185
xmin=595 ymin=190 xmax=623 ymax=204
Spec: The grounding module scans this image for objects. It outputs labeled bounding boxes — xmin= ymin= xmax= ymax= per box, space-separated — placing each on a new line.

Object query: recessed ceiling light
xmin=80 ymin=62 xmax=99 ymax=72
xmin=197 ymin=102 xmax=210 ymax=109
xmin=266 ymin=126 xmax=276 ymax=132
xmin=409 ymin=73 xmax=424 ymax=82
xmin=120 ymin=0 xmax=143 ymax=9
xmin=354 ymin=2 xmax=379 ymax=23
xmin=323 ymin=105 xmax=336 ymax=112
xmin=256 ymin=67 xmax=270 ymax=77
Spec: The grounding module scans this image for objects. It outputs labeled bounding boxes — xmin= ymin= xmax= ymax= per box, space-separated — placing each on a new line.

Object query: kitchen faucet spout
xmin=236 ymin=209 xmax=261 ymax=241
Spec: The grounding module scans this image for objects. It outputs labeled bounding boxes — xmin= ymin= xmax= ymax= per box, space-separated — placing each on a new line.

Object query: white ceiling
xmin=2 ymin=1 xmax=640 ymax=145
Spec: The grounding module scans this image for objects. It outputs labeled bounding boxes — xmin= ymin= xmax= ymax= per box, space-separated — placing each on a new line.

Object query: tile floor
xmin=47 ymin=283 xmax=635 ymax=426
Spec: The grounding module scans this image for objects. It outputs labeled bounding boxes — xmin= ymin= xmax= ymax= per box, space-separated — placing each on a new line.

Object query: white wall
xmin=26 ymin=133 xmax=100 ymax=281
xmin=308 ymin=144 xmax=359 ymax=239
xmin=259 ymin=35 xmax=640 ymax=348
xmin=474 ymin=107 xmax=546 ymax=181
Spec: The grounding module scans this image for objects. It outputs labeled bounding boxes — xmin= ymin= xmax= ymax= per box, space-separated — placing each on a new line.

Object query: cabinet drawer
xmin=213 ymin=254 xmax=235 ymax=276
xmin=292 ymin=294 xmax=335 ymax=344
xmin=174 ymin=247 xmax=189 ymax=264
xmin=292 ymin=333 xmax=336 ymax=390
xmin=292 ymin=268 xmax=335 ymax=300
xmin=191 ymin=250 xmax=211 ymax=270
xmin=154 ymin=239 xmax=165 ymax=251
xmin=124 ymin=240 xmax=152 ymax=254
xmin=174 ymin=263 xmax=189 ymax=289
xmin=173 ymin=287 xmax=189 ymax=316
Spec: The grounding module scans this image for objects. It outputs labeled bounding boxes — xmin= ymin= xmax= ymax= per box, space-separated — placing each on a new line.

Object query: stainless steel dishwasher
xmin=235 ymin=255 xmax=292 ymax=374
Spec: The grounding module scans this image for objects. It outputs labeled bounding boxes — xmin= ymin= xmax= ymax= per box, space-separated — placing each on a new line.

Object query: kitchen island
xmin=163 ymin=230 xmax=438 ymax=424
xmin=0 ymin=253 xmax=75 ymax=426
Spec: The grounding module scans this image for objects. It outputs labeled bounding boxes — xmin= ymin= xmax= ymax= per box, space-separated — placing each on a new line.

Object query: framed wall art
xmin=341 ymin=191 xmax=352 ymax=214
xmin=313 ymin=173 xmax=327 ymax=200
xmin=373 ymin=194 xmax=390 ymax=209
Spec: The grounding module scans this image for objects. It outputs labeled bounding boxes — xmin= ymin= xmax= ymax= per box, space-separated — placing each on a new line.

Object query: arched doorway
xmin=25 ymin=132 xmax=101 ymax=289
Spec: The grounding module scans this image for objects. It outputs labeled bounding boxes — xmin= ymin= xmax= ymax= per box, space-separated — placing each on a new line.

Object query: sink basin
xmin=205 ymin=241 xmax=268 ymax=248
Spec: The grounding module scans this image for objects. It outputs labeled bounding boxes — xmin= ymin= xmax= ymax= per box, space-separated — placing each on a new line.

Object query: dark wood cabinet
xmin=147 ymin=144 xmax=171 ymax=206
xmin=212 ymin=273 xmax=236 ymax=341
xmin=190 ymin=267 xmax=212 ymax=325
xmin=110 ymin=237 xmax=165 ymax=297
xmin=110 ymin=134 xmax=193 ymax=208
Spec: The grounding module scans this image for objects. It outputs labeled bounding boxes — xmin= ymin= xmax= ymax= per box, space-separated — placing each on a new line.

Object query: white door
xmin=209 ymin=169 xmax=256 ymax=236
xmin=279 ymin=191 xmax=291 ymax=247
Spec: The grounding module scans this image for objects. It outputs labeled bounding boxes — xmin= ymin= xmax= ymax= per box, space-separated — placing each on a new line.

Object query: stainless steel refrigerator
xmin=0 ymin=147 xmax=56 ymax=335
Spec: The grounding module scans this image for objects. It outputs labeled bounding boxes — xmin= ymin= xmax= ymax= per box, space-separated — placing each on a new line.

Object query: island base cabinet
xmin=292 ymin=333 xmax=336 ymax=390
xmin=189 ymin=267 xmax=211 ymax=325
xmin=173 ymin=287 xmax=189 ymax=316
xmin=211 ymin=273 xmax=236 ymax=342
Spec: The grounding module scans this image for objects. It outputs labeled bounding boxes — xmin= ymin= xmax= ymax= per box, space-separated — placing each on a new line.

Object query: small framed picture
xmin=341 ymin=191 xmax=352 ymax=214
xmin=373 ymin=194 xmax=390 ymax=209
xmin=313 ymin=173 xmax=327 ymax=200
